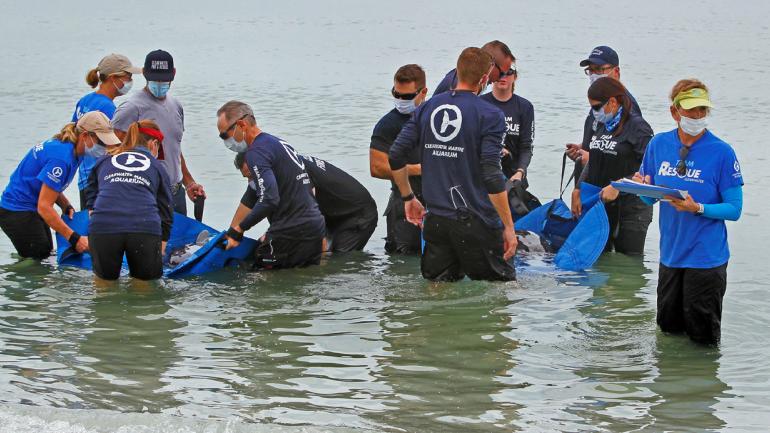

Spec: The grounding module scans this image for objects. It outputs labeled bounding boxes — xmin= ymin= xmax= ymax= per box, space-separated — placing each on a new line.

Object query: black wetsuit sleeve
xmin=240 ymin=183 xmax=258 ymax=208
xmin=84 ymin=160 xmax=100 ymax=210
xmin=388 ymin=113 xmax=420 ymax=171
xmin=156 ymin=165 xmax=174 ymax=242
xmin=517 ymin=101 xmax=535 ymax=171
xmin=239 ymin=151 xmax=280 ymax=232
xmin=481 ymin=110 xmax=507 ymax=194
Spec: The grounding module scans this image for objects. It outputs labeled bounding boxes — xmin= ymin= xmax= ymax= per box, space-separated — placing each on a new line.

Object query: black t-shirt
xmin=584 ymin=113 xmax=653 ymax=188
xmin=480 ymin=93 xmax=535 ymax=178
xmin=300 ymin=155 xmax=377 ymax=221
xmin=370 ymin=108 xmax=422 ymax=196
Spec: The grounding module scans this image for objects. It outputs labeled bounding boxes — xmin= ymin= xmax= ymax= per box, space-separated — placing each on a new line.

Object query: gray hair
xmin=217 ymin=100 xmax=257 ymax=126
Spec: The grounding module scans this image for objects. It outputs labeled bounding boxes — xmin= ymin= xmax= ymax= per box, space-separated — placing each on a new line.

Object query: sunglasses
xmin=219 ymin=114 xmax=250 ymax=140
xmin=676 ymin=145 xmax=691 ymax=176
xmin=590 ymin=100 xmax=607 ymax=111
xmin=391 ymin=87 xmax=423 ymax=100
xmin=499 ymin=67 xmax=517 ymax=78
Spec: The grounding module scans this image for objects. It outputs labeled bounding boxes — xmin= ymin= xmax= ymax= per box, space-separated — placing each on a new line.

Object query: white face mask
xmin=394 ymin=98 xmax=417 ymax=115
xmin=117 ymin=79 xmax=133 ymax=95
xmin=223 ymin=124 xmax=248 ymax=153
xmin=589 ymin=73 xmax=608 ymax=84
xmin=679 ymin=114 xmax=708 ymax=136
xmin=84 ymin=135 xmax=106 ymax=158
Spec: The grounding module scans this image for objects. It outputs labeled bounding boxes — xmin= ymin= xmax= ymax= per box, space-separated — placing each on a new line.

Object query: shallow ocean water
xmin=1 ymin=0 xmax=769 ymax=431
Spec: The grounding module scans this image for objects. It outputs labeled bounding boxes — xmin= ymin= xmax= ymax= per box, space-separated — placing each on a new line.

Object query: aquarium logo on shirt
xmin=430 ymin=104 xmax=462 ymax=143
xmin=47 ymin=166 xmax=63 ymax=183
xmin=657 ymin=160 xmax=704 ymax=183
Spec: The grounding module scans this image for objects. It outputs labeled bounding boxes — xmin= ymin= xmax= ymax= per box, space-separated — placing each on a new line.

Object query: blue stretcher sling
xmin=515 ymin=154 xmax=609 ymax=271
xmin=55 ymin=211 xmax=258 ymax=278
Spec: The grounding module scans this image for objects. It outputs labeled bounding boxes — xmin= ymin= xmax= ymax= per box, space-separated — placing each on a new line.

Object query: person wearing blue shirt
xmin=85 ymin=120 xmax=173 ymax=281
xmin=390 ymin=47 xmax=518 ymax=281
xmin=433 ymin=40 xmax=514 ymax=96
xmin=218 ymin=100 xmax=325 ymax=270
xmin=369 ymin=64 xmax=428 ymax=254
xmin=0 ymin=112 xmax=120 ymax=259
xmin=635 ymin=80 xmax=743 ymax=345
xmin=73 ymin=53 xmax=142 ymax=209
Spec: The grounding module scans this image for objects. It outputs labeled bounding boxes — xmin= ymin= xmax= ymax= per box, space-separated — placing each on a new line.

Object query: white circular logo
xmin=280 ymin=140 xmax=305 ymax=170
xmin=51 ymin=167 xmax=63 ymax=178
xmin=430 ymin=104 xmax=462 ymax=143
xmin=112 ymin=151 xmax=151 ymax=172
xmin=734 ymin=160 xmax=741 ymax=173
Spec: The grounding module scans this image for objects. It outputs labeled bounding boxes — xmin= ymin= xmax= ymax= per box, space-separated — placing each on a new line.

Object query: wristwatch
xmin=695 ymin=203 xmax=705 ymax=216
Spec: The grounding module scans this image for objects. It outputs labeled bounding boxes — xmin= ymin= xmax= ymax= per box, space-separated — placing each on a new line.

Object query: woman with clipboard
xmin=635 ymin=79 xmax=744 ymax=345
xmin=570 ymin=77 xmax=654 ymax=255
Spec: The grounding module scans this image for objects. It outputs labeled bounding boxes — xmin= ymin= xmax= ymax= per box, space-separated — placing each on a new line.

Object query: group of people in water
xmin=0 ymin=42 xmax=743 ymax=344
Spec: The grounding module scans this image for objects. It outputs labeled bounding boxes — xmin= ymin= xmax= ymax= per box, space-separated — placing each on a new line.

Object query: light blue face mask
xmin=147 ymin=81 xmax=171 ymax=98
xmin=394 ymin=98 xmax=417 ymax=115
xmin=84 ymin=136 xmax=107 ymax=158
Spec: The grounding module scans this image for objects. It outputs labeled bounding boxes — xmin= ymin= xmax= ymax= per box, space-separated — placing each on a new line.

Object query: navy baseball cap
xmin=579 ymin=46 xmax=619 ymax=67
xmin=143 ymin=49 xmax=175 ymax=81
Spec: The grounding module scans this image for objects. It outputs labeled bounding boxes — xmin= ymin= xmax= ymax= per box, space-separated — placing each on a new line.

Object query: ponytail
xmin=110 ymin=119 xmax=161 ymax=155
xmin=85 ymin=67 xmax=108 ymax=88
xmin=53 ymin=123 xmax=81 ymax=144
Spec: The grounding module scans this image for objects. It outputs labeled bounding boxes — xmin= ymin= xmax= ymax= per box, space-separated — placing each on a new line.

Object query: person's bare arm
xmin=370 ymin=149 xmax=421 ymax=179
xmin=38 ymin=185 xmax=88 ymax=252
xmin=181 ymin=153 xmax=206 ymax=199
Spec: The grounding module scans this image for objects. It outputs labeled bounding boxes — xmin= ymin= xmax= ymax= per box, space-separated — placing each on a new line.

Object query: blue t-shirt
xmin=390 ymin=90 xmax=507 ymax=229
xmin=433 ymin=69 xmax=458 ymax=96
xmin=640 ymin=129 xmax=744 ymax=268
xmin=72 ymin=92 xmax=116 ymax=190
xmin=86 ymin=147 xmax=173 ymax=240
xmin=239 ymin=133 xmax=325 ymax=237
xmin=0 ymin=139 xmax=78 ymax=212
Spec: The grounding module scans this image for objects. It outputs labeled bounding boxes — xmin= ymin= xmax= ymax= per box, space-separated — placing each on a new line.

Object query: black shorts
xmin=421 ymin=211 xmax=516 ymax=282
xmin=89 ymin=232 xmax=163 ymax=280
xmin=253 ymin=226 xmax=324 ymax=270
xmin=326 ymin=208 xmax=378 ymax=253
xmin=0 ymin=207 xmax=53 ymax=259
xmin=384 ymin=192 xmax=421 ymax=254
xmin=656 ymin=263 xmax=728 ymax=345
xmin=604 ymin=193 xmax=653 ymax=255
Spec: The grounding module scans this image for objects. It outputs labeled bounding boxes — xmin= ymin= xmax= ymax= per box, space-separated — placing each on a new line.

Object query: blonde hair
xmin=110 ymin=119 xmax=161 ymax=155
xmin=670 ymin=78 xmax=709 ymax=106
xmin=53 ymin=123 xmax=83 ymax=144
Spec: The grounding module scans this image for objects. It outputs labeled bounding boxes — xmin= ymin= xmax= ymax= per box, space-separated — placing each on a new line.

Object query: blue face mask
xmin=603 ymin=106 xmax=623 ymax=132
xmin=147 ymin=81 xmax=171 ymax=98
xmin=84 ymin=136 xmax=107 ymax=158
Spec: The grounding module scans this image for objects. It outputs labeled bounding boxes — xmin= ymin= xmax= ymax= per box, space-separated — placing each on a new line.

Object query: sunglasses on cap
xmin=391 ymin=87 xmax=423 ymax=100
xmin=676 ymin=145 xmax=691 ymax=176
xmin=219 ymin=114 xmax=251 ymax=140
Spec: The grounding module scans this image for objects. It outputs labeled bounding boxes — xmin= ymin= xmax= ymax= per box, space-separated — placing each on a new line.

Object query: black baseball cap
xmin=143 ymin=49 xmax=175 ymax=81
xmin=579 ymin=46 xmax=619 ymax=67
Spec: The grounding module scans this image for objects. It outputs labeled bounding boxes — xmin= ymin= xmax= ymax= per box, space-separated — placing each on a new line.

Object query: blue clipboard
xmin=611 ymin=180 xmax=687 ymax=200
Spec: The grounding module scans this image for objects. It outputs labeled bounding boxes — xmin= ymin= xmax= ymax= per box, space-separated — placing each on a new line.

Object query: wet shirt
xmin=1 ymin=139 xmax=78 ymax=212
xmin=390 ymin=90 xmax=507 ymax=229
xmin=72 ymin=92 xmax=117 ymax=191
xmin=584 ymin=113 xmax=653 ymax=188
xmin=112 ymin=89 xmax=185 ymax=184
xmin=480 ymin=92 xmax=535 ymax=178
xmin=433 ymin=69 xmax=458 ymax=96
xmin=300 ymin=155 xmax=377 ymax=220
xmin=239 ymin=133 xmax=324 ymax=237
xmin=640 ymin=129 xmax=744 ymax=268
xmin=370 ymin=108 xmax=422 ymax=196
xmin=86 ymin=147 xmax=173 ymax=240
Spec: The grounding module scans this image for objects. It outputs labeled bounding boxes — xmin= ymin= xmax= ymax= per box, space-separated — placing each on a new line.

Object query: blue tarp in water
xmin=55 ymin=211 xmax=258 ymax=278
xmin=515 ymin=182 xmax=609 ymax=271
